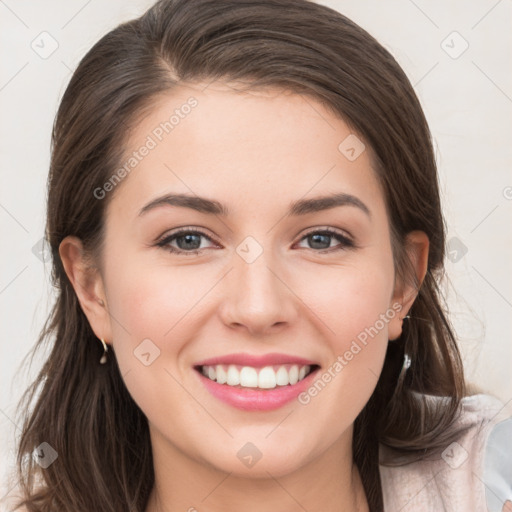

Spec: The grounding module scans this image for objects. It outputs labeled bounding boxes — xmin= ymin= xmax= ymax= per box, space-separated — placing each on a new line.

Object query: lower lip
xmin=196 ymin=367 xmax=319 ymax=411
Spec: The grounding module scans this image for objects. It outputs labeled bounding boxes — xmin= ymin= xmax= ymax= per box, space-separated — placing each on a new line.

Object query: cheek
xmin=104 ymin=256 xmax=214 ymax=351
xmin=98 ymin=236 xmax=396 ymax=474
xmin=295 ymin=258 xmax=395 ymax=348
xmin=293 ymin=258 xmax=395 ymax=407
xmin=105 ymin=244 xmax=395 ymax=376
xmin=102 ymin=256 xmax=213 ymax=417
xmin=337 ymin=273 xmax=394 ymax=349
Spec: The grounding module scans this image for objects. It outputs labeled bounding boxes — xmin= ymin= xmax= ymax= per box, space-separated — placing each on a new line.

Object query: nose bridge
xmin=219 ymin=234 xmax=296 ymax=333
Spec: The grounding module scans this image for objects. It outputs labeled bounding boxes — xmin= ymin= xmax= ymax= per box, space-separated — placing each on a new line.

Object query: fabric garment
xmin=379 ymin=393 xmax=512 ymax=511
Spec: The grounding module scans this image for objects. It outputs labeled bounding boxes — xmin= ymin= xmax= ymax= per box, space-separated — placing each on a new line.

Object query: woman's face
xmin=74 ymin=82 xmax=422 ymax=477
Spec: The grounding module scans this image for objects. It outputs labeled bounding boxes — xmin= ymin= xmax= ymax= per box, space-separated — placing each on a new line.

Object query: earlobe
xmin=59 ymin=236 xmax=112 ymax=343
xmin=388 ymin=230 xmax=430 ymax=341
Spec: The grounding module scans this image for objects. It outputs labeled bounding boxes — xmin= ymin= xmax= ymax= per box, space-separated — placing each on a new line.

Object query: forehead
xmin=107 ymin=81 xmax=386 ymax=223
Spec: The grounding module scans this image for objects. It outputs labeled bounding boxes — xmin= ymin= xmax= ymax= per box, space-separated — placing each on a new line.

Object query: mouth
xmin=193 ymin=363 xmax=320 ymax=389
xmin=193 ymin=360 xmax=321 ymax=412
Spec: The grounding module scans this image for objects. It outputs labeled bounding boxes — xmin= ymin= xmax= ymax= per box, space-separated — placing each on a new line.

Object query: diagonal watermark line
xmin=0 ymin=62 xmax=29 ymax=92
xmin=0 ymin=202 xmax=29 ymax=232
xmin=163 ymin=267 xmax=234 ymax=337
xmin=471 ymin=0 xmax=503 ymax=30
xmin=0 ymin=480 xmax=22 ymax=506
xmin=472 ymin=61 xmax=512 ymax=104
xmin=397 ymin=469 xmax=444 ymax=511
xmin=463 ymin=395 xmax=512 ymax=446
xmin=432 ymin=470 xmax=450 ymax=511
xmin=107 ymin=309 xmax=132 ymax=336
xmin=266 ymin=471 xmax=310 ymax=511
xmin=414 ymin=61 xmax=439 ymax=88
xmin=0 ymin=408 xmax=21 ymax=432
xmin=266 ymin=164 xmax=336 ymax=235
xmin=61 ymin=0 xmax=92 ymax=29
xmin=265 ymin=266 xmax=336 ymax=334
xmin=485 ymin=396 xmax=512 ymax=424
xmin=0 ymin=266 xmax=28 ymax=295
xmin=473 ymin=471 xmax=506 ymax=507
xmin=200 ymin=77 xmax=221 ymax=93
xmin=60 ymin=60 xmax=73 ymax=73
xmin=0 ymin=0 xmax=29 ymax=28
xmin=302 ymin=95 xmax=336 ymax=130
xmin=407 ymin=0 xmax=439 ymax=29
xmin=367 ymin=367 xmax=380 ymax=380
xmin=470 ymin=204 xmax=499 ymax=233
xmin=201 ymin=472 xmax=232 ymax=502
xmin=265 ymin=409 xmax=295 ymax=438
xmin=164 ymin=368 xmax=233 ymax=437
xmin=471 ymin=265 xmax=512 ymax=308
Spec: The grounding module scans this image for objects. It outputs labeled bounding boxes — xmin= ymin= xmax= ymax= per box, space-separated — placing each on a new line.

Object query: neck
xmin=144 ymin=425 xmax=369 ymax=512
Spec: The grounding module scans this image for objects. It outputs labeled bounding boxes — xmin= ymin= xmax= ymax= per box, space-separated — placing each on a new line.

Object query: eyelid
xmin=295 ymin=226 xmax=356 ymax=251
xmin=299 ymin=226 xmax=354 ymax=242
xmin=155 ymin=225 xmax=356 ymax=254
xmin=155 ymin=226 xmax=220 ymax=247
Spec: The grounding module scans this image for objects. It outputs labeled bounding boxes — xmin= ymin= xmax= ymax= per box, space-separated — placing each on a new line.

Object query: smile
xmin=193 ymin=354 xmax=321 ymax=411
xmin=198 ymin=363 xmax=315 ymax=389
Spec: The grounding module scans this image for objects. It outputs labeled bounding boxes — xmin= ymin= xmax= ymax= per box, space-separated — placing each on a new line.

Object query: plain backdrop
xmin=1 ymin=0 xmax=511 ymax=506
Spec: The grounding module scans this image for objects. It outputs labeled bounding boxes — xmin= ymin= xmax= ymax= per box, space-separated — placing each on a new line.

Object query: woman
xmin=10 ymin=0 xmax=511 ymax=511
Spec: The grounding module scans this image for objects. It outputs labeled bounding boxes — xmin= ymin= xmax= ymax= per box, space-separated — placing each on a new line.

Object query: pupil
xmin=175 ymin=233 xmax=332 ymax=251
xmin=178 ymin=234 xmax=201 ymax=250
xmin=310 ymin=234 xmax=330 ymax=249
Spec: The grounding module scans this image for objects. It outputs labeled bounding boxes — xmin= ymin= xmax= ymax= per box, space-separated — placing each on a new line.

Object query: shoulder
xmin=379 ymin=393 xmax=512 ymax=512
xmin=479 ymin=395 xmax=512 ymax=512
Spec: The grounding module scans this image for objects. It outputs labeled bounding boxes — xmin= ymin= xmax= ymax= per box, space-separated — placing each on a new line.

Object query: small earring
xmin=398 ymin=353 xmax=411 ymax=381
xmin=99 ymin=338 xmax=108 ymax=364
xmin=402 ymin=315 xmax=410 ymax=320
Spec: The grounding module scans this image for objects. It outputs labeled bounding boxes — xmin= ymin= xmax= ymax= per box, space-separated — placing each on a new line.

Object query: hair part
xmin=13 ymin=1 xmax=467 ymax=511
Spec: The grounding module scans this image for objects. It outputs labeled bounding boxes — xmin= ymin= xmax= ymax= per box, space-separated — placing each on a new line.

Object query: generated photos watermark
xmin=297 ymin=302 xmax=403 ymax=405
xmin=93 ymin=96 xmax=198 ymax=200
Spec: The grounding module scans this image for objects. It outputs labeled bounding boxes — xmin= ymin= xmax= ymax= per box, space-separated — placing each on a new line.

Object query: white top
xmin=379 ymin=393 xmax=512 ymax=511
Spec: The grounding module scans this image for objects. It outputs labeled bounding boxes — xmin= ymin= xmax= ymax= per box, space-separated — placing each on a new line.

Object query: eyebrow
xmin=138 ymin=192 xmax=371 ymax=219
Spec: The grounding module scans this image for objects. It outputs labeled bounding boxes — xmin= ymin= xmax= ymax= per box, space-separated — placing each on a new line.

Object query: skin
xmin=60 ymin=81 xmax=429 ymax=512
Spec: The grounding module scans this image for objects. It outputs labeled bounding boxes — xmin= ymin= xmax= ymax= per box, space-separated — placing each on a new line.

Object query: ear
xmin=388 ymin=230 xmax=429 ymax=341
xmin=59 ymin=235 xmax=112 ymax=345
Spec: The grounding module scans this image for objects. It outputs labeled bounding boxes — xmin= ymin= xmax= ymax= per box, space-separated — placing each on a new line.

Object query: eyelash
xmin=155 ymin=227 xmax=356 ymax=256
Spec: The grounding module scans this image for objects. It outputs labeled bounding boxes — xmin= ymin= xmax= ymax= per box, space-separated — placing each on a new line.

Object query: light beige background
xmin=1 ymin=0 xmax=511 ymax=506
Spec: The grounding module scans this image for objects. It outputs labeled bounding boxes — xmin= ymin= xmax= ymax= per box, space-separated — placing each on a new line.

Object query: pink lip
xmin=194 ymin=352 xmax=318 ymax=368
xmin=195 ymin=366 xmax=320 ymax=412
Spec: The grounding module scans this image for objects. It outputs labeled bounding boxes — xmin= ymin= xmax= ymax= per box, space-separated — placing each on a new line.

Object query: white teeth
xmin=226 ymin=365 xmax=240 ymax=386
xmin=240 ymin=367 xmax=258 ymax=387
xmin=200 ymin=363 xmax=313 ymax=388
xmin=275 ymin=366 xmax=289 ymax=386
xmin=289 ymin=365 xmax=299 ymax=385
xmin=216 ymin=365 xmax=227 ymax=384
xmin=258 ymin=366 xmax=277 ymax=389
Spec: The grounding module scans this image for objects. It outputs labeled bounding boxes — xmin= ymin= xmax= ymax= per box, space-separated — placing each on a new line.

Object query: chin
xmin=196 ymin=437 xmax=315 ymax=479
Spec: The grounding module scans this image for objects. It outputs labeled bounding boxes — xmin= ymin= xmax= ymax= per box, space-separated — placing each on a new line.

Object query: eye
xmin=156 ymin=228 xmax=219 ymax=255
xmin=156 ymin=226 xmax=355 ymax=256
xmin=295 ymin=228 xmax=355 ymax=252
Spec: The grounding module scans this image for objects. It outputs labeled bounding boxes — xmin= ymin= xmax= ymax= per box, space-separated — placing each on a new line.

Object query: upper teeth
xmin=201 ymin=364 xmax=311 ymax=389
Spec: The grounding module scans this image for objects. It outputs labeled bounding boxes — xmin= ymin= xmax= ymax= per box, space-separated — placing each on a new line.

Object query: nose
xmin=217 ymin=242 xmax=299 ymax=337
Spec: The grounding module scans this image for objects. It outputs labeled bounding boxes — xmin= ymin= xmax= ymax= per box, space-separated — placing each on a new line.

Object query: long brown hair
xmin=12 ymin=1 xmax=467 ymax=510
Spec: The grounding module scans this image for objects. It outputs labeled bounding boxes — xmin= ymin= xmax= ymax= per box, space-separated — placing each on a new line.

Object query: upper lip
xmin=195 ymin=353 xmax=319 ymax=368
